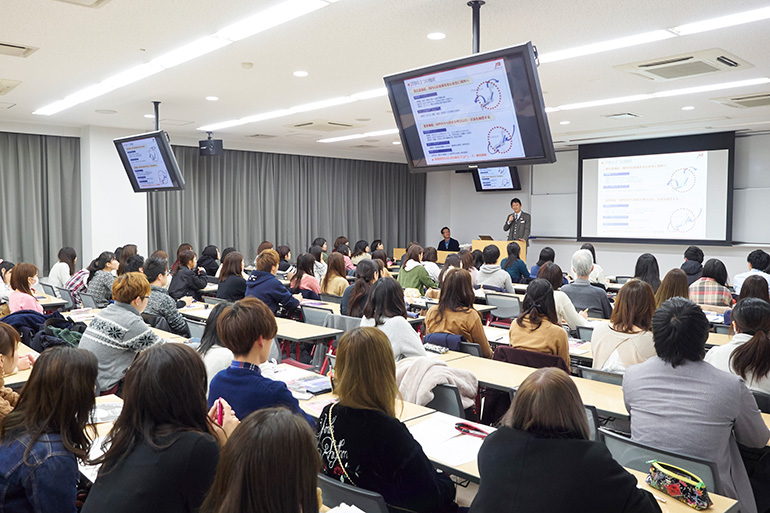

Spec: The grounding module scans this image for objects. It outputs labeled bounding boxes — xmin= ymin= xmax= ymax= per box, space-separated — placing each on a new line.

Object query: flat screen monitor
xmin=578 ymin=132 xmax=735 ymax=245
xmin=472 ymin=166 xmax=521 ymax=192
xmin=384 ymin=41 xmax=555 ymax=173
xmin=114 ymin=130 xmax=186 ymax=192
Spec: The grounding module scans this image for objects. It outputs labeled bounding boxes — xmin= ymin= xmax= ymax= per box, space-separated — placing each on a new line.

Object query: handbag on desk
xmin=645 ymin=460 xmax=713 ymax=510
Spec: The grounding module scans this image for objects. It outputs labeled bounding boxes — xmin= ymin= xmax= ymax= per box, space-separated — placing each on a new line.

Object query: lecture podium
xmin=471 ymin=239 xmax=526 ymax=264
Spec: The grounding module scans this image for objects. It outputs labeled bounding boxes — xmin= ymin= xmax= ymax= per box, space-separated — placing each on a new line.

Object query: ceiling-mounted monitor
xmin=472 ymin=166 xmax=521 ymax=192
xmin=114 ymin=130 xmax=186 ymax=192
xmin=384 ymin=41 xmax=555 ymax=173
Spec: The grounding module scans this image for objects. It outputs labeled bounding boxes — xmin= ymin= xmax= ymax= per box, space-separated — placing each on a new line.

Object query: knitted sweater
xmin=144 ymin=285 xmax=191 ymax=337
xmin=397 ymin=260 xmax=438 ymax=294
xmin=321 ymin=275 xmax=349 ymax=297
xmin=48 ymin=262 xmax=72 ymax=289
xmin=509 ymin=317 xmax=570 ymax=367
xmin=79 ymin=302 xmax=162 ymax=392
xmin=87 ymin=270 xmax=114 ymax=308
xmin=360 ymin=316 xmax=427 ymax=361
xmin=0 ymin=377 xmax=19 ymax=425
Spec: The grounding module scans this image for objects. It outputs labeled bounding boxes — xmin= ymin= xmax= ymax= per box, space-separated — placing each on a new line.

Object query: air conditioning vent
xmin=0 ymin=79 xmax=21 ymax=95
xmin=0 ymin=42 xmax=38 ymax=58
xmin=246 ymin=133 xmax=277 ymax=139
xmin=289 ymin=120 xmax=362 ymax=132
xmin=605 ymin=112 xmax=641 ymax=119
xmin=712 ymin=92 xmax=770 ymax=109
xmin=352 ymin=144 xmax=377 ymax=149
xmin=616 ymin=49 xmax=752 ymax=81
xmin=53 ymin=0 xmax=112 ymax=7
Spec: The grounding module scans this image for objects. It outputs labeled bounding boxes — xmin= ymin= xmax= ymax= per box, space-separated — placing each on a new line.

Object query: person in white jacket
xmin=537 ymin=262 xmax=590 ymax=331
xmin=48 ymin=247 xmax=78 ymax=289
xmin=360 ymin=277 xmax=426 ymax=361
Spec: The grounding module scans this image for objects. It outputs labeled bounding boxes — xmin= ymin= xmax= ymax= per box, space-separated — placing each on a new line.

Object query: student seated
xmin=86 ymin=251 xmax=119 ymax=308
xmin=397 ymin=245 xmax=438 ymax=295
xmin=361 ymin=278 xmax=426 ymax=361
xmin=680 ymin=245 xmax=704 ymax=286
xmin=624 ymin=297 xmax=770 ymax=513
xmin=633 ymin=253 xmax=661 ymax=293
xmin=336 ymin=244 xmax=355 ymax=273
xmin=201 ymin=407 xmax=323 ymax=513
xmin=214 ymin=247 xmax=238 ymax=278
xmin=341 ymin=259 xmax=378 ymax=317
xmin=654 ymin=268 xmax=689 ymax=308
xmin=371 ymin=249 xmax=392 ymax=278
xmin=309 ymin=245 xmax=328 ymax=282
xmin=508 ymin=279 xmax=569 ymax=367
xmin=0 ymin=322 xmax=28 ymax=425
xmin=724 ymin=274 xmax=770 ymax=326
xmin=123 ymin=254 xmax=145 ymax=274
xmin=470 ymin=367 xmax=661 ymax=513
xmin=734 ymin=249 xmax=770 ymax=296
xmin=216 ymin=251 xmax=247 ymax=302
xmin=320 ymin=253 xmax=349 ymax=297
xmin=276 ymin=245 xmax=295 ymax=273
xmin=198 ymin=245 xmax=221 ymax=276
xmin=207 ymin=297 xmax=314 ymax=425
xmin=425 ymin=269 xmax=493 ymax=358
xmin=351 ymin=240 xmax=371 ymax=266
xmin=0 ymin=260 xmax=14 ymax=306
xmin=706 ymin=298 xmax=770 ymax=395
xmin=591 ymin=279 xmax=656 ymax=373
xmin=476 ymin=245 xmax=514 ymax=293
xmin=197 ymin=304 xmax=233 ymax=391
xmin=290 ymin=253 xmax=321 ymax=298
xmin=561 ymin=249 xmax=612 ymax=318
xmin=500 ymin=242 xmax=528 ymax=284
xmin=79 ymin=272 xmax=162 ymax=394
xmin=537 ymin=262 xmax=589 ymax=331
xmin=0 ymin=346 xmax=98 ymax=513
xmin=82 ymin=344 xmax=238 ymax=513
xmin=333 ymin=236 xmax=348 ymax=253
xmin=458 ymin=249 xmax=478 ymax=286
xmin=528 ymin=246 xmax=554 ymax=280
xmin=168 ymin=250 xmax=208 ymax=302
xmin=421 ymin=247 xmax=441 ymax=283
xmin=312 ymin=237 xmax=328 ymax=263
xmin=48 ymin=246 xmax=77 ymax=289
xmin=245 ymin=249 xmax=301 ymax=316
xmin=689 ymin=258 xmax=733 ymax=307
xmin=575 ymin=242 xmax=606 ymax=284
xmin=438 ymin=254 xmax=461 ymax=287
xmin=116 ymin=244 xmax=137 ymax=276
xmin=8 ymin=263 xmax=43 ymax=314
xmin=170 ymin=243 xmax=193 ymax=275
xmin=142 ymin=256 xmax=192 ymax=337
xmin=317 ymin=327 xmax=458 ymax=513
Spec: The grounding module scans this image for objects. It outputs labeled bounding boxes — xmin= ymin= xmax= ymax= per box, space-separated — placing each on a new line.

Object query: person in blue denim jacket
xmin=0 ymin=346 xmax=98 ymax=513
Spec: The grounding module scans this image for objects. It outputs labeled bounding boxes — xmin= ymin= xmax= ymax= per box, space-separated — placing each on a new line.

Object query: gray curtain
xmin=0 ymin=131 xmax=82 ymax=274
xmin=147 ymin=146 xmax=426 ymax=261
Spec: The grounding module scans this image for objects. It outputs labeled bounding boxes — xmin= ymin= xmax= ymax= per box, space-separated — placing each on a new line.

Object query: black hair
xmin=536 ymin=247 xmax=555 ymax=267
xmin=348 ymin=260 xmax=378 ymax=317
xmin=634 ymin=253 xmax=661 ymax=292
xmin=701 ymin=258 xmax=728 ymax=287
xmin=197 ymin=303 xmax=230 ymax=356
xmin=143 ymin=257 xmax=169 ymax=283
xmin=472 ymin=250 xmax=484 ymax=270
xmin=652 ymin=297 xmax=709 ymax=367
xmin=201 ymin=245 xmax=219 ymax=260
xmin=351 ymin=240 xmax=369 ymax=258
xmin=503 ymin=242 xmax=521 ymax=269
xmin=221 ymin=247 xmax=237 ymax=261
xmin=291 ymin=254 xmax=316 ymax=293
xmin=312 ymin=238 xmax=326 ymax=248
xmin=276 ymin=246 xmax=291 ymax=260
xmin=87 ymin=251 xmax=116 ymax=284
xmin=0 ymin=260 xmax=15 ymax=278
xmin=371 ymin=239 xmax=384 ymax=252
xmin=747 ymin=249 xmax=770 ymax=271
xmin=684 ymin=245 xmax=704 ymax=263
xmin=579 ymin=243 xmax=596 ymax=264
xmin=510 ymin=198 xmax=521 ymax=206
xmin=730 ymin=298 xmax=770 ymax=382
xmin=516 ymin=278 xmax=558 ymax=329
xmin=337 ymin=244 xmax=351 ymax=257
xmin=124 ymin=255 xmax=145 ymax=274
xmin=57 ymin=247 xmax=78 ymax=276
xmin=361 ymin=277 xmax=407 ymax=324
xmin=482 ymin=245 xmax=500 ymax=265
xmin=440 ymin=226 xmax=450 ymax=234
xmin=308 ymin=245 xmax=324 ymax=262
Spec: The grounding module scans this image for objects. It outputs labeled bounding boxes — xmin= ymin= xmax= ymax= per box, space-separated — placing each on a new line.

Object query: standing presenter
xmin=503 ymin=198 xmax=531 ymax=247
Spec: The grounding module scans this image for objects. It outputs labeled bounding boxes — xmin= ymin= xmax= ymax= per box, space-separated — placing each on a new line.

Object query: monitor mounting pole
xmin=468 ymin=0 xmax=485 ymax=54
xmin=152 ymin=101 xmax=160 ymax=131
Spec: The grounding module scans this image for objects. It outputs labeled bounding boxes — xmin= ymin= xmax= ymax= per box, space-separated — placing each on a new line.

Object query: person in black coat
xmin=168 ymin=250 xmax=208 ymax=302
xmin=197 ymin=245 xmax=220 ymax=277
xmin=470 ymin=367 xmax=661 ymax=513
xmin=216 ymin=251 xmax=246 ymax=302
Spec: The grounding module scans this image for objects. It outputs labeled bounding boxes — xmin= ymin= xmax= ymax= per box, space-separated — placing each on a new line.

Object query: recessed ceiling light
xmin=559 ymin=121 xmax=571 ymax=125
xmin=293 ymin=70 xmax=309 ymax=77
xmin=427 ymin=32 xmax=446 ymax=40
xmin=206 ymin=96 xmax=219 ymax=101
xmin=144 ymin=114 xmax=155 ymax=119
xmin=670 ymin=6 xmax=770 ymax=35
xmin=392 ymin=141 xmax=401 ymax=145
xmin=681 ymin=106 xmax=695 ymax=111
xmin=94 ymin=109 xmax=117 ymax=114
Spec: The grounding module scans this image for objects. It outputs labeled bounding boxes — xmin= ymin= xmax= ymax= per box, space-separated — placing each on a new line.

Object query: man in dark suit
xmin=503 ymin=198 xmax=531 ymax=246
xmin=438 ymin=227 xmax=460 ymax=252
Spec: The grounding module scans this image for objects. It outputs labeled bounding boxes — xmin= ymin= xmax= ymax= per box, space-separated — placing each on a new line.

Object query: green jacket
xmin=397 ymin=261 xmax=438 ymax=294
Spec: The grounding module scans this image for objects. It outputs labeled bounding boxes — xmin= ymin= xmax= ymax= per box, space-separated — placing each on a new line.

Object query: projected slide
xmin=404 ymin=58 xmax=525 ymax=165
xmin=596 ymin=152 xmax=708 ymax=239
xmin=121 ymin=137 xmax=171 ymax=190
xmin=477 ymin=167 xmax=513 ymax=190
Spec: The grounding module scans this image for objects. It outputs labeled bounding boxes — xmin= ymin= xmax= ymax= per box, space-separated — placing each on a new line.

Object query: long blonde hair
xmin=335 ymin=327 xmax=400 ymax=418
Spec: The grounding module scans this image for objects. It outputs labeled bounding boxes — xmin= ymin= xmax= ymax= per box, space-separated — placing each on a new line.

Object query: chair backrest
xmin=577 ymin=365 xmax=623 ymax=386
xmin=493 ymin=346 xmax=569 ymax=373
xmin=459 ymin=341 xmax=482 ymax=357
xmin=425 ymin=383 xmax=465 ymax=419
xmin=56 ymin=288 xmax=75 ymax=310
xmin=616 ymin=276 xmax=632 ymax=284
xmin=40 ymin=283 xmax=57 ymax=297
xmin=186 ymin=318 xmax=206 ymax=339
xmin=752 ymin=390 xmax=770 ymax=414
xmin=79 ymin=292 xmax=97 ymax=309
xmin=485 ymin=292 xmax=521 ymax=320
xmin=319 ymin=293 xmax=343 ymax=304
xmin=701 ymin=304 xmax=730 ymax=314
xmin=481 ymin=284 xmax=504 ymax=293
xmin=142 ymin=313 xmax=172 ymax=332
xmin=584 ymin=404 xmax=599 ymax=441
xmin=203 ymin=296 xmax=229 ymax=306
xmin=303 ymin=305 xmax=334 ymax=326
xmin=598 ymin=428 xmax=723 ymax=494
xmin=713 ymin=324 xmax=730 ymax=335
xmin=576 ymin=325 xmax=594 ymax=341
xmin=317 ymin=473 xmax=389 ymax=513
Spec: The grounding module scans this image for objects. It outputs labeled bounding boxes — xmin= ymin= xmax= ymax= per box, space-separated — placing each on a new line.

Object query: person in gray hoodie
xmin=476 ymin=245 xmax=514 ymax=293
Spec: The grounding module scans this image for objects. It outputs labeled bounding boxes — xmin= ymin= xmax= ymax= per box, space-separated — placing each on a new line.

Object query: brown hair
xmin=150 ymin=250 xmax=168 ymax=259
xmin=611 ymin=279 xmax=655 ymax=333
xmin=92 ymin=344 xmax=214 ymax=472
xmin=333 ymin=236 xmax=348 ymax=251
xmin=171 ymin=243 xmax=193 ymax=276
xmin=179 ymin=250 xmax=197 ymax=269
xmin=501 ymin=367 xmax=589 ymax=440
xmin=730 ymin=298 xmax=770 ymax=382
xmin=654 ymin=268 xmax=689 ymax=308
xmin=335 ymin=327 xmax=399 ymax=417
xmin=257 ymin=241 xmax=274 ymax=255
xmin=218 ymin=251 xmax=244 ymax=283
xmin=112 ymin=272 xmax=151 ymax=303
xmin=255 ymin=249 xmax=279 ymax=272
xmin=217 ymin=297 xmax=278 ymax=356
xmin=117 ymin=244 xmax=138 ymax=276
xmin=321 ymin=253 xmax=347 ymax=293
xmin=458 ymin=249 xmax=475 ymax=272
xmin=516 ymin=278 xmax=558 ymax=329
xmin=422 ymin=247 xmax=438 ymax=263
xmin=199 ymin=407 xmax=320 ymax=513
xmin=10 ymin=263 xmax=37 ymax=296
xmin=536 ymin=262 xmax=563 ymax=291
xmin=0 ymin=322 xmax=19 ymax=358
xmin=371 ymin=249 xmax=389 ymax=269
xmin=402 ymin=245 xmax=423 ymax=267
xmin=1 ymin=346 xmax=98 ymax=463
xmin=739 ymin=275 xmax=770 ymax=302
xmin=434 ymin=269 xmax=474 ymax=323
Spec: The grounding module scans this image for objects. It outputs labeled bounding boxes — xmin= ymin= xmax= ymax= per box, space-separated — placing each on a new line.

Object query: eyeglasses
xmin=141 ymin=296 xmax=150 ymax=301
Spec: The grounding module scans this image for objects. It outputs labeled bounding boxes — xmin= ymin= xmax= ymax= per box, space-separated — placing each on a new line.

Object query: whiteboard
xmin=732 ymin=188 xmax=770 ymax=243
xmin=530 ymin=193 xmax=578 ymax=238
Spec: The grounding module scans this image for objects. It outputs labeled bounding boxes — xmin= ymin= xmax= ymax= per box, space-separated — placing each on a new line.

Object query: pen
xmin=455 ymin=422 xmax=489 ymax=439
xmin=216 ymin=398 xmax=224 ymax=426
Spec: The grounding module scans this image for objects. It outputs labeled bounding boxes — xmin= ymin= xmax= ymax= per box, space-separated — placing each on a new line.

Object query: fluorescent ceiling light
xmin=392 ymin=141 xmax=401 ymax=145
xmin=559 ymin=121 xmax=571 ymax=125
xmin=293 ymin=70 xmax=309 ymax=77
xmin=150 ymin=36 xmax=231 ymax=69
xmin=681 ymin=106 xmax=695 ymax=111
xmin=427 ymin=32 xmax=446 ymax=40
xmin=205 ymin=96 xmax=219 ymax=101
xmin=144 ymin=114 xmax=155 ymax=118
xmin=538 ymin=30 xmax=674 ymax=64
xmin=318 ymin=128 xmax=399 ymax=144
xmin=291 ymin=96 xmax=356 ymax=113
xmin=352 ymin=88 xmax=387 ymax=100
xmin=547 ymin=77 xmax=770 ymax=112
xmin=670 ymin=6 xmax=770 ymax=35
xmin=215 ymin=0 xmax=329 ymax=42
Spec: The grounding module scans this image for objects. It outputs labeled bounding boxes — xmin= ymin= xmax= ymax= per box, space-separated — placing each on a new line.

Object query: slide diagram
xmin=122 ymin=137 xmax=172 ymax=189
xmin=595 ymin=151 xmax=708 ymax=239
xmin=404 ymin=58 xmax=525 ymax=165
xmin=477 ymin=167 xmax=512 ymax=189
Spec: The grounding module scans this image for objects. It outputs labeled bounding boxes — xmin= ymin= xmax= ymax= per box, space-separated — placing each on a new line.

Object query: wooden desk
xmin=201 ymin=283 xmax=218 ymax=294
xmin=471 ymin=240 xmax=526 ymax=264
xmin=431 ymin=350 xmax=471 ymax=363
xmin=35 ymin=293 xmax=67 ymax=309
xmin=93 ymin=394 xmax=123 ymax=437
xmin=306 ymin=301 xmax=425 ymax=328
xmin=4 ymin=342 xmax=39 ymax=387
